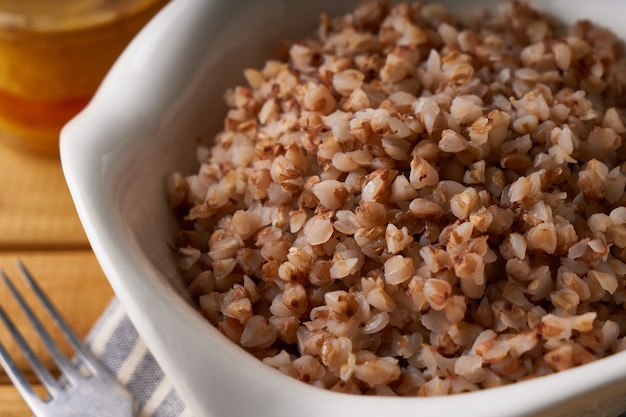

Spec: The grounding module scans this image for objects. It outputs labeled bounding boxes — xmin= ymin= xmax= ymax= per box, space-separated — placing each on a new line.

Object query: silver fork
xmin=0 ymin=260 xmax=136 ymax=417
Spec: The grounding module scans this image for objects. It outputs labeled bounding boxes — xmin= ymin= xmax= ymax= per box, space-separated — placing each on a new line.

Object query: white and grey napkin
xmin=85 ymin=298 xmax=191 ymax=417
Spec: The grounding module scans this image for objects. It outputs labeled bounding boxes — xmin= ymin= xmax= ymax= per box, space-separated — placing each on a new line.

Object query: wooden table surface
xmin=0 ymin=142 xmax=114 ymax=416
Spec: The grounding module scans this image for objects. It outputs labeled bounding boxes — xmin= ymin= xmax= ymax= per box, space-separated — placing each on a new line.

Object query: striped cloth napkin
xmin=85 ymin=297 xmax=192 ymax=417
xmin=87 ymin=297 xmax=626 ymax=417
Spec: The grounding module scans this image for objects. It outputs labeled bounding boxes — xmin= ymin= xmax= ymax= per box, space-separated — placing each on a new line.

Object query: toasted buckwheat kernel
xmin=169 ymin=0 xmax=626 ymax=397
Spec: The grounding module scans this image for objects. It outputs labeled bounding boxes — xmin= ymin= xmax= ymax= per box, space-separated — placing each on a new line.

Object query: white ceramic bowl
xmin=61 ymin=0 xmax=626 ymax=416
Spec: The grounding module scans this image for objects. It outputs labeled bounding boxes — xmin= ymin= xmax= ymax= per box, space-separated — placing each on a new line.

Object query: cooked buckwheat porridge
xmin=166 ymin=0 xmax=626 ymax=396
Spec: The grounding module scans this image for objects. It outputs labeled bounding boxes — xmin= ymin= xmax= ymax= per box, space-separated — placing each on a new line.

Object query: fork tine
xmin=0 ymin=262 xmax=136 ymax=417
xmin=15 ymin=260 xmax=99 ymax=370
xmin=0 ymin=267 xmax=80 ymax=382
xmin=0 ymin=298 xmax=61 ymax=395
xmin=0 ymin=332 xmax=47 ymax=415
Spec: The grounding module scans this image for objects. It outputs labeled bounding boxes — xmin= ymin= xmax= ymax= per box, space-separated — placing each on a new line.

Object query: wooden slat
xmin=0 ymin=384 xmax=48 ymax=416
xmin=0 ymin=142 xmax=89 ymax=250
xmin=0 ymin=251 xmax=114 ymax=416
xmin=0 ymin=116 xmax=115 ymax=417
xmin=0 ymin=252 xmax=114 ymax=385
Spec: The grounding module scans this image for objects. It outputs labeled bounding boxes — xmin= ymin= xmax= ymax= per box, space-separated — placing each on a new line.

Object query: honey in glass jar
xmin=0 ymin=0 xmax=169 ymax=154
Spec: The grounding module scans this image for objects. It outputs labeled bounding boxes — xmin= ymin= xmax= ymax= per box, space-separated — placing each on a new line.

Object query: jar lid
xmin=0 ymin=0 xmax=163 ymax=33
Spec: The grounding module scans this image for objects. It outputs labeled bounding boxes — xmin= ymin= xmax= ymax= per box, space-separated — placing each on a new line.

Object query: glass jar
xmin=0 ymin=0 xmax=169 ymax=154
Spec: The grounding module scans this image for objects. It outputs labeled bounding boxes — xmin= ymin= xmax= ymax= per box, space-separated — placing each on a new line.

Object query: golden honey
xmin=0 ymin=0 xmax=169 ymax=154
